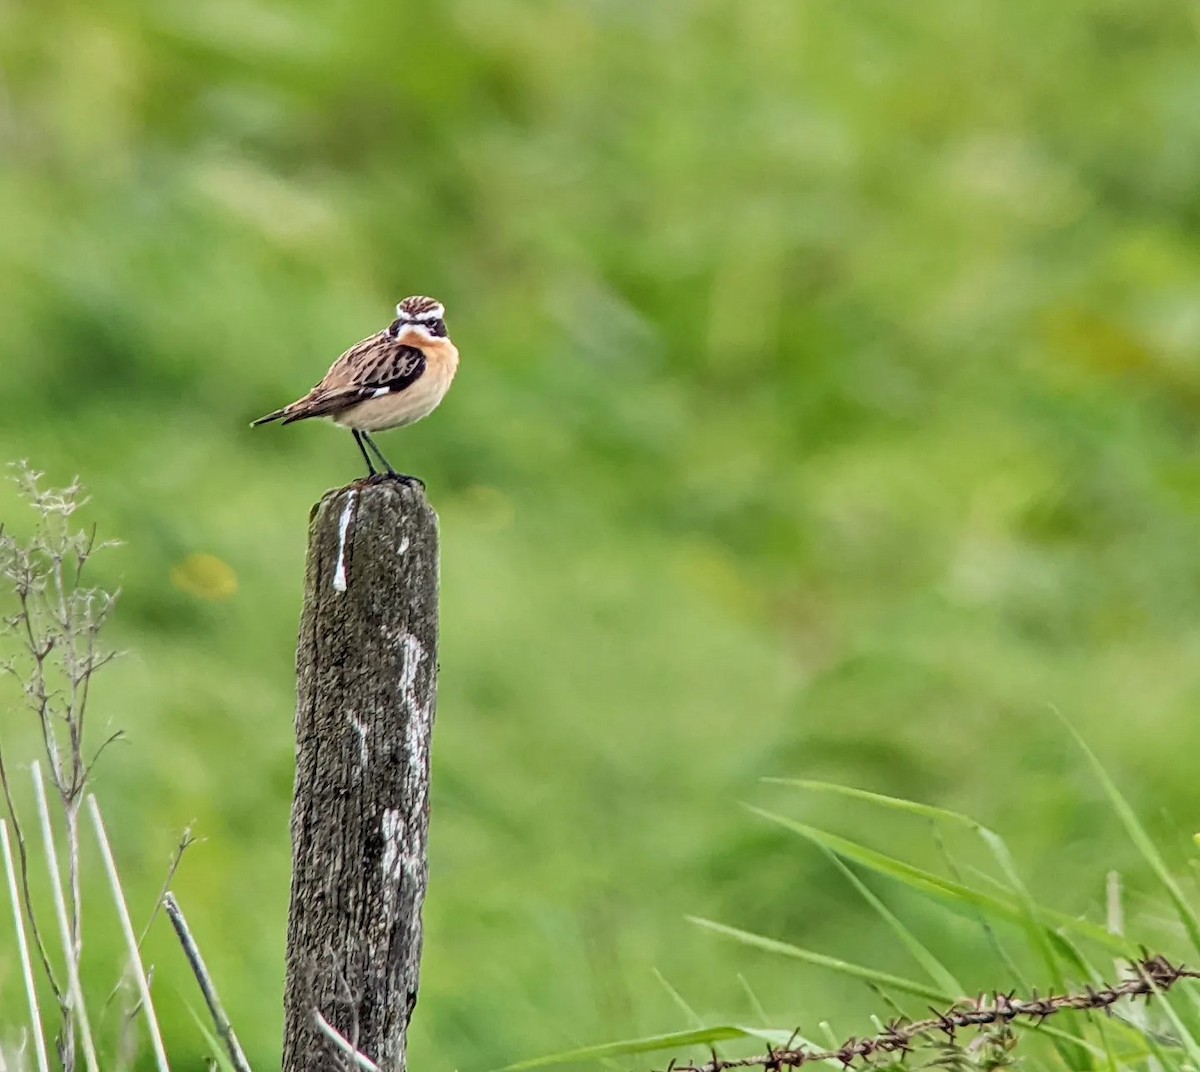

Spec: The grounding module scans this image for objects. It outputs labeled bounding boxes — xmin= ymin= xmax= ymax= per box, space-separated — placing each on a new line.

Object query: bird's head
xmin=390 ymin=295 xmax=448 ymax=343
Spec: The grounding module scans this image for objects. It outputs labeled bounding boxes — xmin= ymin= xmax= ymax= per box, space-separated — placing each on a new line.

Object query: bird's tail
xmin=250 ymin=407 xmax=289 ymax=427
xmin=253 ymin=390 xmax=342 ymax=426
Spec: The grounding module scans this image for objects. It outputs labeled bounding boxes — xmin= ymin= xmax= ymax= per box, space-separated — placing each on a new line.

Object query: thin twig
xmin=0 ymin=820 xmax=51 ymax=1072
xmin=162 ymin=892 xmax=253 ymax=1072
xmin=313 ymin=1010 xmax=381 ymax=1072
xmin=32 ymin=762 xmax=99 ymax=1072
xmin=100 ymin=825 xmax=199 ymax=1018
xmin=87 ymin=795 xmax=171 ymax=1072
xmin=665 ymin=955 xmax=1200 ymax=1072
xmin=138 ymin=827 xmax=197 ymax=949
xmin=82 ymin=728 xmax=125 ymax=785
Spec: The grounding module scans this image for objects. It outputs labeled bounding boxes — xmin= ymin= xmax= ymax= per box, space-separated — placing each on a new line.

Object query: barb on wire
xmin=664 ymin=955 xmax=1200 ymax=1072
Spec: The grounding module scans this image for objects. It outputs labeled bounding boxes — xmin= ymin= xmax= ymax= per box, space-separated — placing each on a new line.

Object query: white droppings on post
xmin=400 ymin=636 xmax=431 ymax=789
xmin=398 ymin=634 xmax=432 ymax=869
xmin=332 ymin=492 xmax=357 ymax=593
xmin=371 ymin=638 xmax=433 ymax=917
xmin=376 ymin=635 xmax=433 ymax=921
xmin=349 ymin=715 xmax=369 ymax=767
xmin=381 ymin=808 xmax=403 ymax=914
xmin=399 ymin=634 xmax=425 ymax=707
xmin=380 ymin=808 xmax=422 ymax=916
xmin=397 ymin=536 xmax=410 ymax=555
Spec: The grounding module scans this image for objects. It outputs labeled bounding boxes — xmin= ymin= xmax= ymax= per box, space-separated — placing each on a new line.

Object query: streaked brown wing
xmin=280 ymin=330 xmax=427 ymax=424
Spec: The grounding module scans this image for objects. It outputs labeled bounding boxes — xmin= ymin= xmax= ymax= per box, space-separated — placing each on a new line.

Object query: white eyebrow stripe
xmin=413 ymin=305 xmax=444 ymax=320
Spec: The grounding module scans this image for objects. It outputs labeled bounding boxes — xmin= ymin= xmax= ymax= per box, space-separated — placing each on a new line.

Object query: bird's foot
xmin=363 ymin=471 xmax=425 ymax=491
xmin=389 ymin=472 xmax=426 ymax=491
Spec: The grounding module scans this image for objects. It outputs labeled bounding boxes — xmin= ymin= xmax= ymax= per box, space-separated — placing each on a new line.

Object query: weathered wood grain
xmin=283 ymin=481 xmax=439 ymax=1072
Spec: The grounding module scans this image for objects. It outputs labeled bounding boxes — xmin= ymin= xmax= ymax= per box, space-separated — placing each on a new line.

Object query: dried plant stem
xmin=313 ymin=1010 xmax=382 ymax=1072
xmin=139 ymin=831 xmax=196 ymax=950
xmin=665 ymin=956 xmax=1200 ymax=1072
xmin=0 ymin=819 xmax=51 ymax=1072
xmin=87 ymin=795 xmax=171 ymax=1072
xmin=65 ymin=802 xmax=82 ymax=959
xmin=0 ymin=744 xmax=61 ymax=998
xmin=0 ymin=465 xmax=121 ymax=1068
xmin=0 ymin=469 xmax=167 ymax=1072
xmin=162 ymin=892 xmax=253 ymax=1072
xmin=32 ymin=762 xmax=99 ymax=1072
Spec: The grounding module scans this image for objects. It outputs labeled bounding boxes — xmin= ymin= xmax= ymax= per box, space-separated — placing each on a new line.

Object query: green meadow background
xmin=4 ymin=0 xmax=1200 ymax=1068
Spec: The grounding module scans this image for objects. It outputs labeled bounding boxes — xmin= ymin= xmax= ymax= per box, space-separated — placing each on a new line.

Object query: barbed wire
xmin=663 ymin=954 xmax=1199 ymax=1072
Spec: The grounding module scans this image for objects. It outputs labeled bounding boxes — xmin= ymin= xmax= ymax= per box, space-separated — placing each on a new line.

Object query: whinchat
xmin=252 ymin=295 xmax=459 ymax=483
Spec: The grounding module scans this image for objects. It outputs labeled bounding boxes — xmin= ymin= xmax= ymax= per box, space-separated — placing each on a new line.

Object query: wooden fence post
xmin=282 ymin=481 xmax=439 ymax=1072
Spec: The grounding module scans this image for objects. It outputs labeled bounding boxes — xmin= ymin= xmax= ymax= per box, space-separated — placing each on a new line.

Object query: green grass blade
xmin=1043 ymin=929 xmax=1101 ymax=984
xmin=754 ymin=798 xmax=1122 ymax=1069
xmin=187 ymin=1008 xmax=237 ymax=1072
xmin=820 ymin=847 xmax=964 ymax=996
xmin=746 ymin=804 xmax=1018 ymax=918
xmin=1064 ymin=720 xmax=1200 ymax=961
xmin=770 ymin=786 xmax=1099 ymax=986
xmin=973 ymin=826 xmax=1093 ymax=1070
xmin=766 ymin=781 xmax=1132 ymax=964
xmin=765 ymin=780 xmax=987 ymax=828
xmin=932 ymin=830 xmax=1029 ymax=991
xmin=1091 ymin=1012 xmax=1119 ymax=1072
xmin=1138 ymin=1026 xmax=1183 ymax=1072
xmin=651 ymin=968 xmax=704 ymax=1029
xmin=736 ymin=974 xmax=770 ymax=1026
xmin=768 ymin=779 xmax=1066 ymax=980
xmin=688 ymin=916 xmax=950 ymax=1003
xmin=746 ymin=805 xmax=1129 ymax=954
xmin=1145 ymin=989 xmax=1200 ymax=1068
xmin=495 ymin=1025 xmax=802 ymax=1072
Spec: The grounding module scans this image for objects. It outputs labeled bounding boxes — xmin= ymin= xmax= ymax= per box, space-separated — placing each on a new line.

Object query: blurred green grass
xmin=4 ymin=0 xmax=1200 ymax=1068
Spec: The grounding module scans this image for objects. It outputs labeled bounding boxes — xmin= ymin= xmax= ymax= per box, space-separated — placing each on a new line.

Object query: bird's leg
xmin=362 ymin=433 xmax=424 ymax=489
xmin=352 ymin=430 xmax=378 ymax=477
xmin=361 ymin=433 xmax=398 ymax=475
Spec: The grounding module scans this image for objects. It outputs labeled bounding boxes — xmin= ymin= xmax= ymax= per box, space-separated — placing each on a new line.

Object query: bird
xmin=252 ymin=295 xmax=459 ymax=484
